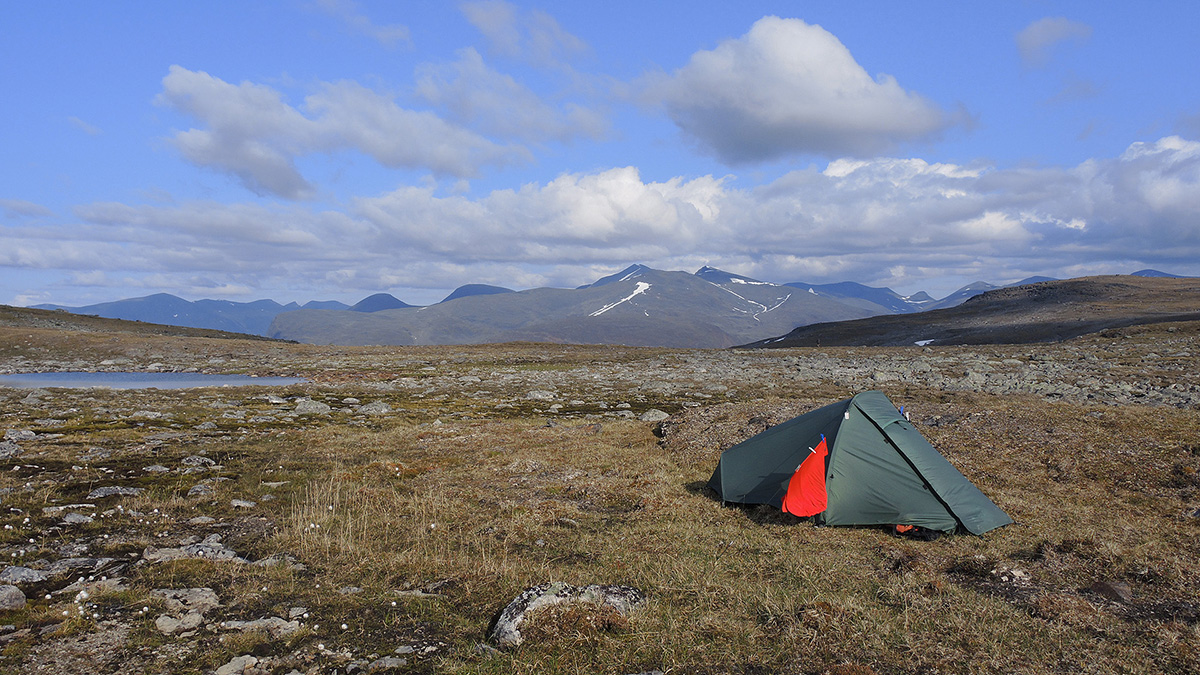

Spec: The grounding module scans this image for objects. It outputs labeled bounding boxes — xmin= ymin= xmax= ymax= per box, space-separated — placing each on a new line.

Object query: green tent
xmin=707 ymin=391 xmax=1012 ymax=535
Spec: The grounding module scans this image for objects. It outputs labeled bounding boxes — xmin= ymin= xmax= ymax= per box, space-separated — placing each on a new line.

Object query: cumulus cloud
xmin=646 ymin=16 xmax=957 ymax=163
xmin=1016 ymin=17 xmax=1092 ymax=68
xmin=12 ymin=137 xmax=1199 ymax=303
xmin=415 ymin=48 xmax=606 ymax=143
xmin=156 ymin=66 xmax=525 ymax=199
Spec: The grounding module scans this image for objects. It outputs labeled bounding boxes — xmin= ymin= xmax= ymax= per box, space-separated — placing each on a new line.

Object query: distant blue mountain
xmin=34 ymin=293 xmax=289 ymax=336
xmin=441 ymin=284 xmax=515 ymax=303
xmin=302 ymin=300 xmax=351 ymax=310
xmin=785 ymin=280 xmax=934 ymax=314
xmin=31 ymin=267 xmax=1187 ymax=341
xmin=350 ymin=293 xmax=413 ymax=312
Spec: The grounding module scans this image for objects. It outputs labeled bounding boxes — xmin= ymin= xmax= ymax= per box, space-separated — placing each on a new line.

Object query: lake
xmin=0 ymin=371 xmax=307 ymax=390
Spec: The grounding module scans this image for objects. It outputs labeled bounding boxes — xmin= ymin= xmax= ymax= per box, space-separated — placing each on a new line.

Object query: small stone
xmin=189 ymin=516 xmax=217 ymax=525
xmin=638 ymin=409 xmax=670 ymax=422
xmin=144 ymin=465 xmax=170 ymax=473
xmin=181 ymin=455 xmax=217 ymax=468
xmin=0 ymin=566 xmax=47 ymax=585
xmin=368 ymin=656 xmax=407 ymax=671
xmin=0 ymin=585 xmax=25 ymax=610
xmin=358 ymin=401 xmax=392 ymax=415
xmin=0 ymin=441 xmax=21 ymax=460
xmin=339 ymin=586 xmax=363 ymax=595
xmin=295 ymin=399 xmax=332 ymax=415
xmin=63 ymin=512 xmax=94 ymax=525
xmin=187 ymin=484 xmax=214 ymax=497
xmin=215 ymin=655 xmax=258 ymax=675
xmin=86 ymin=486 xmax=144 ymax=500
xmin=230 ymin=499 xmax=257 ymax=509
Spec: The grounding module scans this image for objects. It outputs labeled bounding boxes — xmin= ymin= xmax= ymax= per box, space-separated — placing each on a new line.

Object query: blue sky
xmin=3 ymin=1 xmax=1199 ymax=307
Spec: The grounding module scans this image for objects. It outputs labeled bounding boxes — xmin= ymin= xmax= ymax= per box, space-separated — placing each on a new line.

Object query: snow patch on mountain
xmin=590 ymin=282 xmax=651 ymax=317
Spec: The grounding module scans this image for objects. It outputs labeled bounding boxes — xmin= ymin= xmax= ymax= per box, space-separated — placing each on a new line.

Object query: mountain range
xmin=33 ymin=267 xmax=1186 ymax=348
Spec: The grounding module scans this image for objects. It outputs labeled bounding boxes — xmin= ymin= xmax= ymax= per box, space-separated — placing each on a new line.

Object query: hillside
xmin=745 ymin=275 xmax=1200 ymax=347
xmin=0 ymin=304 xmax=282 ymax=341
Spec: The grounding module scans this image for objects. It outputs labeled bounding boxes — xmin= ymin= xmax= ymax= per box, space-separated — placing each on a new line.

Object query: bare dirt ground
xmin=0 ymin=314 xmax=1197 ymax=674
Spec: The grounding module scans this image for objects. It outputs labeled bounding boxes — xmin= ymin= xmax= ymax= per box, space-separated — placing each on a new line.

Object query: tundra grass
xmin=1 ymin=334 xmax=1198 ymax=673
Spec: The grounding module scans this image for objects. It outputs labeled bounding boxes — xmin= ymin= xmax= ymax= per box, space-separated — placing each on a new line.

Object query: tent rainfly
xmin=707 ymin=391 xmax=1012 ymax=535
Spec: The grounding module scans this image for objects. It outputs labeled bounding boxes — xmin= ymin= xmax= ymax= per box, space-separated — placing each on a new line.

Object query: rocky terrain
xmin=0 ymin=312 xmax=1197 ymax=673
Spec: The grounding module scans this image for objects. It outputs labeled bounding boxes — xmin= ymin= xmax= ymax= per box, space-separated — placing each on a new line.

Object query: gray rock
xmin=358 ymin=401 xmax=392 ymax=415
xmin=2 ymin=430 xmax=36 ymax=442
xmin=46 ymin=557 xmax=115 ymax=576
xmin=144 ymin=465 xmax=170 ymax=473
xmin=0 ymin=441 xmax=21 ymax=460
xmin=295 ymin=398 xmax=332 ymax=415
xmin=525 ymin=390 xmax=557 ymax=401
xmin=63 ymin=512 xmax=94 ymax=525
xmin=155 ymin=611 xmax=203 ymax=634
xmin=489 ymin=581 xmax=645 ymax=647
xmin=0 ymin=585 xmax=25 ymax=610
xmin=150 ymin=587 xmax=221 ymax=615
xmin=86 ymin=486 xmax=145 ymax=500
xmin=638 ymin=409 xmax=670 ymax=422
xmin=0 ymin=566 xmax=47 ymax=585
xmin=230 ymin=499 xmax=257 ymax=509
xmin=368 ymin=656 xmax=408 ymax=671
xmin=220 ymin=616 xmax=300 ymax=638
xmin=188 ymin=516 xmax=217 ymax=525
xmin=215 ymin=655 xmax=258 ymax=675
xmin=181 ymin=455 xmax=217 ymax=467
xmin=187 ymin=484 xmax=214 ymax=497
xmin=143 ymin=535 xmax=246 ymax=564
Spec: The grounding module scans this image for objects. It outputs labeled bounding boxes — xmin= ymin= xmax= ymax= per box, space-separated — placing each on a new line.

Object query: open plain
xmin=0 ymin=309 xmax=1198 ymax=674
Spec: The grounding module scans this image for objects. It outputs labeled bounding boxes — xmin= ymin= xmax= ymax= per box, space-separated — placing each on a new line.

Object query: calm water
xmin=0 ymin=371 xmax=307 ymax=390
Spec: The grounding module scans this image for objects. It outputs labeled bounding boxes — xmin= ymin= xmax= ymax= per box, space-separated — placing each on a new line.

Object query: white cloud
xmin=0 ymin=199 xmax=54 ymax=219
xmin=646 ymin=16 xmax=957 ymax=163
xmin=156 ymin=66 xmax=526 ymax=199
xmin=461 ymin=0 xmax=588 ymax=66
xmin=415 ymin=48 xmax=607 ymax=143
xmin=68 ymin=116 xmax=102 ymax=136
xmin=10 ymin=138 xmax=1199 ymax=303
xmin=314 ymin=0 xmax=411 ymax=48
xmin=1016 ymin=17 xmax=1092 ymax=68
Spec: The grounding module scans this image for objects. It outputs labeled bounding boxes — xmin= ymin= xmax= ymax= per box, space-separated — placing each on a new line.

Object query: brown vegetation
xmin=0 ymin=316 xmax=1197 ymax=673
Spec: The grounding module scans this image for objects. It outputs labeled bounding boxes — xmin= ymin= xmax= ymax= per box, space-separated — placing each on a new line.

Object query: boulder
xmin=489 ymin=581 xmax=645 ymax=647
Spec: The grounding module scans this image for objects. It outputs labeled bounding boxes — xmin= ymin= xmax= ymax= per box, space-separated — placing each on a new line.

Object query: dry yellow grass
xmin=0 ymin=322 xmax=1197 ymax=673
